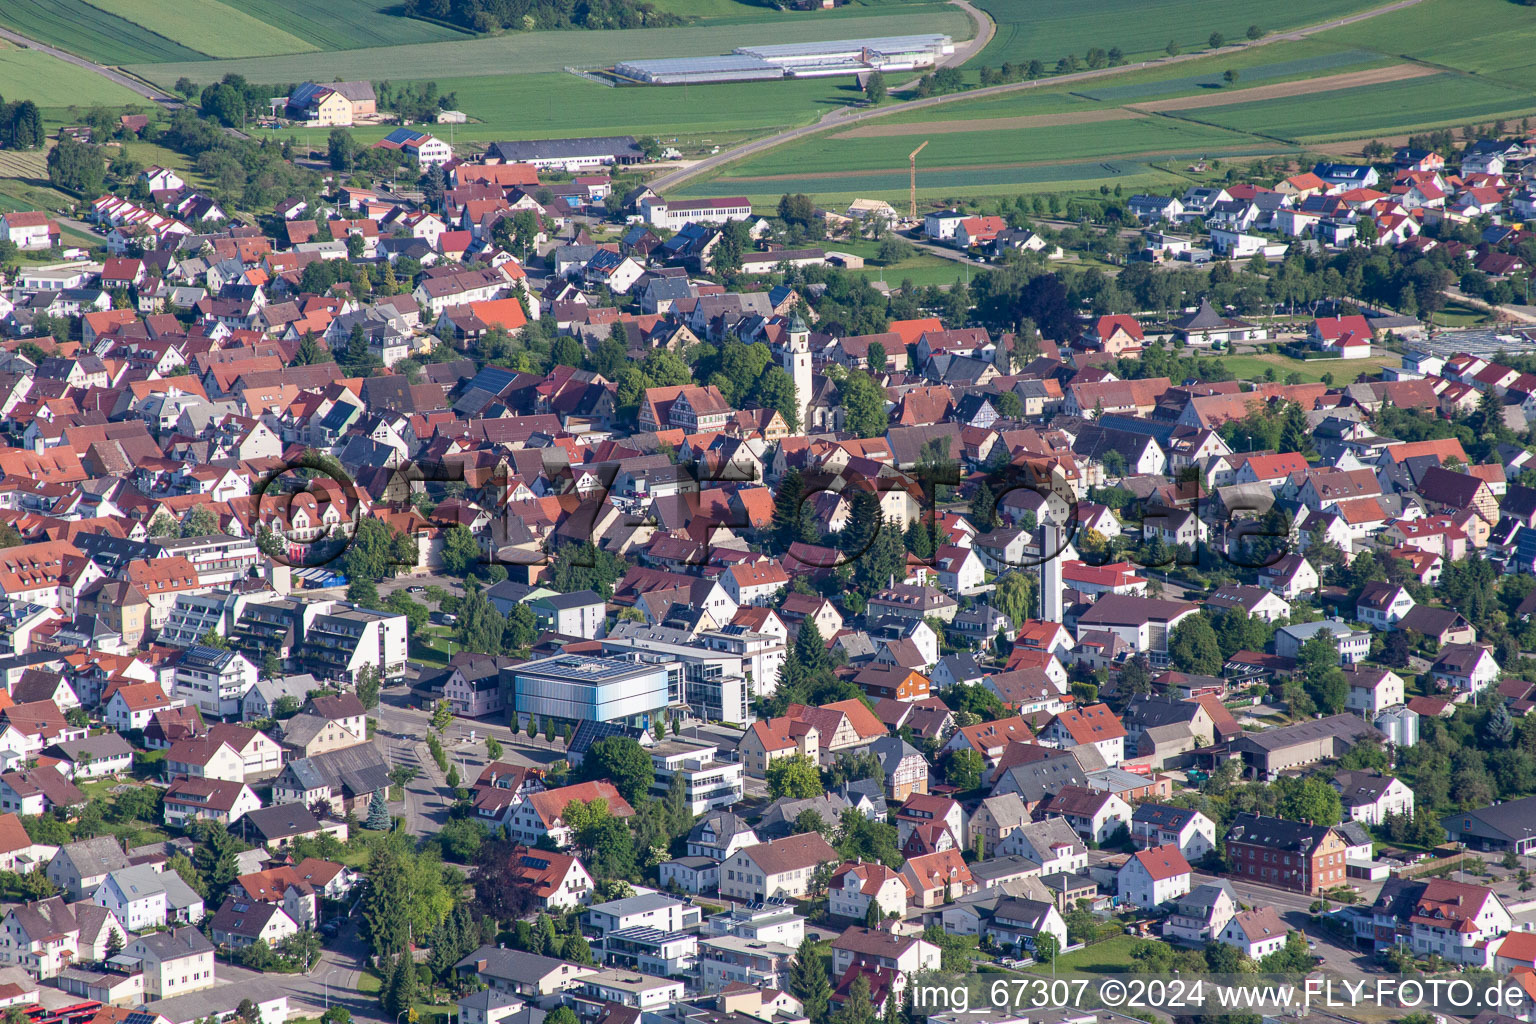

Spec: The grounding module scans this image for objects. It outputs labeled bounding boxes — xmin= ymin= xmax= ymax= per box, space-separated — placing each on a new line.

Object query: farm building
xmin=483 ymin=137 xmax=646 ymax=171
xmin=614 ymin=34 xmax=954 ymax=85
xmin=613 ymin=54 xmax=783 ymax=85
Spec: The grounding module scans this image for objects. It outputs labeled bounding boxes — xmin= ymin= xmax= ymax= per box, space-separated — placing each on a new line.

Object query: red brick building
xmin=1223 ymin=813 xmax=1348 ymax=894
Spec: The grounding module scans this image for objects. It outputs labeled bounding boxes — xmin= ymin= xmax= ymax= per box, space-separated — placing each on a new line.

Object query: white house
xmin=1355 ymin=582 xmax=1415 ymax=629
xmin=1342 ymin=666 xmax=1405 ymax=715
xmin=1130 ymin=804 xmax=1216 ymax=862
xmin=1219 ymin=906 xmax=1290 ymax=959
xmin=1116 ymin=844 xmax=1192 ymax=909
xmin=721 ymin=563 xmax=789 ymax=608
xmin=0 ymin=212 xmax=55 ymax=251
xmin=1037 ymin=703 xmax=1125 ymax=766
xmin=829 ymin=861 xmax=909 ymax=921
xmin=1331 ymin=770 xmax=1414 ymax=826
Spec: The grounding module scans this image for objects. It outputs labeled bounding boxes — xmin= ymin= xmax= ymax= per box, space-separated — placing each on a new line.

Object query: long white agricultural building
xmin=613 ymin=33 xmax=953 ymax=84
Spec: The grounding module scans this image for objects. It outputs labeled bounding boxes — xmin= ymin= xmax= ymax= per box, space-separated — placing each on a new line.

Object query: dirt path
xmin=1126 ymin=63 xmax=1438 ymax=112
xmin=835 ymin=106 xmax=1142 ymax=138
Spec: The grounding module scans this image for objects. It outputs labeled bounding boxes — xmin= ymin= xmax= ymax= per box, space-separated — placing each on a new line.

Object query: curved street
xmin=645 ymin=0 xmax=1430 ymax=193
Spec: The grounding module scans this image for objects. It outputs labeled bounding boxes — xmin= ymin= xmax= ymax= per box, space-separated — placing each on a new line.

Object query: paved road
xmin=0 ymin=26 xmax=180 ymax=106
xmin=646 ymin=0 xmax=1429 ymax=194
xmin=892 ymin=0 xmax=994 ymax=94
xmin=909 ymin=234 xmax=992 ymax=268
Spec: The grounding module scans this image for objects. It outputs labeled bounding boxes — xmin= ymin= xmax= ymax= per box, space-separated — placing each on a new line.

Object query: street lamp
xmin=320 ymin=969 xmax=337 ymax=1009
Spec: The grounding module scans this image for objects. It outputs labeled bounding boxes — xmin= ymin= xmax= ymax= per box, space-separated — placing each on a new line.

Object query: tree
xmin=198 ymin=628 xmax=229 ymax=650
xmin=1169 ymin=615 xmax=1222 ymax=674
xmin=328 ymin=129 xmax=358 ymax=172
xmin=833 ymin=975 xmax=875 ymax=1024
xmin=347 ymin=578 xmax=381 ymax=609
xmin=1275 ymin=775 xmax=1343 ymax=826
xmin=943 ymin=748 xmax=984 ymax=791
xmin=578 ymin=736 xmax=655 ymax=805
xmin=292 ymin=333 xmax=327 ymax=366
xmin=778 ymin=193 xmax=818 ymax=229
xmin=971 ymin=481 xmax=999 ymax=531
xmin=1279 ymin=402 xmax=1313 ymax=456
xmin=365 ymin=789 xmax=391 ymax=830
xmin=866 ymin=340 xmax=887 ymax=372
xmin=766 ymin=754 xmax=822 ymax=799
xmin=1246 ymin=24 xmax=1264 ymax=39
xmin=47 ymin=136 xmax=105 ymax=195
xmin=1223 ymin=69 xmax=1239 ymax=86
xmin=791 ymin=935 xmax=833 ymax=1024
xmin=1209 ymin=31 xmax=1225 ymax=47
xmin=841 ymin=369 xmax=889 ymax=439
xmin=993 ymin=571 xmax=1038 ymax=630
xmin=505 ymin=603 xmax=537 ymax=651
xmin=192 ymin=821 xmax=238 ymax=903
xmin=854 ymin=516 xmax=906 ymax=600
xmin=440 ymin=525 xmax=482 ymax=577
xmin=356 ymin=663 xmax=382 ymax=709
xmin=864 ymin=71 xmax=887 ymax=104
xmin=772 ymin=469 xmax=816 ymax=552
xmin=381 ymin=950 xmax=417 ymax=1019
xmin=431 ymin=699 xmax=455 ymax=734
xmin=182 ymin=505 xmax=219 ymax=537
xmin=1033 ymin=931 xmax=1058 ymax=964
xmin=1166 ymin=39 xmax=1180 ymax=56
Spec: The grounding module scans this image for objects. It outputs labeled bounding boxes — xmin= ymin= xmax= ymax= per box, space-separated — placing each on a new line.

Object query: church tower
xmin=782 ymin=314 xmax=813 ymax=433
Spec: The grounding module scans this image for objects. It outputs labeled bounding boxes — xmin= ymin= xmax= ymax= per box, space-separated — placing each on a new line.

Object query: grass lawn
xmin=77 ymin=0 xmax=317 ymax=58
xmin=1021 ymin=934 xmax=1144 ymax=979
xmin=1431 ymin=300 xmax=1493 ymax=327
xmin=130 ymin=7 xmax=971 ymax=87
xmin=0 ymin=50 xmax=146 ymax=108
xmin=1216 ymin=351 xmax=1404 ymax=383
xmin=411 ymin=626 xmax=460 ymax=667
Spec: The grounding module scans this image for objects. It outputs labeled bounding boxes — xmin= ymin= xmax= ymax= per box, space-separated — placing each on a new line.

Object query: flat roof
xmin=515 ymin=654 xmax=659 ymax=682
xmin=616 ymin=54 xmax=777 ymax=75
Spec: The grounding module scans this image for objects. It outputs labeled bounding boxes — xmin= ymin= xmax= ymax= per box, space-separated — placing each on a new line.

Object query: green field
xmin=971 ymin=0 xmax=1380 ymax=67
xmin=683 ymin=0 xmax=1536 ymax=205
xmin=129 ymin=6 xmax=969 ymax=87
xmin=228 ymin=0 xmax=467 ymax=51
xmin=0 ymin=49 xmax=146 ymax=107
xmin=262 ymin=73 xmax=867 ymax=147
xmin=1071 ymin=46 xmax=1385 ymax=102
xmin=0 ymin=0 xmax=207 ymax=63
xmin=1315 ymin=0 xmax=1536 ymax=88
xmin=77 ymin=0 xmax=318 ymax=58
xmin=730 ymin=115 xmax=1259 ymax=176
xmin=1176 ymin=73 xmax=1533 ymax=142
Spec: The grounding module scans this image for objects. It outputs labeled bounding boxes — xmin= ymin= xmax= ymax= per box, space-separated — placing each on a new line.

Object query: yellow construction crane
xmin=908 ymin=139 xmax=929 ymax=220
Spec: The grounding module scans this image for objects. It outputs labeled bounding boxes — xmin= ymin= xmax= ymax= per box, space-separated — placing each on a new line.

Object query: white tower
xmin=782 ymin=314 xmax=813 ymax=434
xmin=1040 ymin=520 xmax=1063 ymax=623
